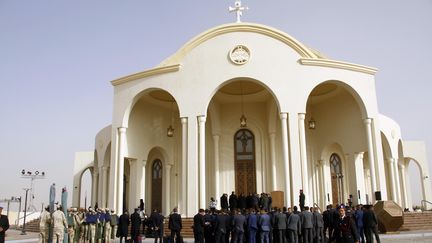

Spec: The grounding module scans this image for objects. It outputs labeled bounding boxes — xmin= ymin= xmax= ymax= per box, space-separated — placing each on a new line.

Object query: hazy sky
xmin=1 ymin=1 xmax=431 ymax=210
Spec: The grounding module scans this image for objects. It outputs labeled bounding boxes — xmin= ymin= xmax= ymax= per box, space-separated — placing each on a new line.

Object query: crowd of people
xmin=35 ymin=190 xmax=381 ymax=243
xmin=193 ymin=190 xmax=381 ymax=243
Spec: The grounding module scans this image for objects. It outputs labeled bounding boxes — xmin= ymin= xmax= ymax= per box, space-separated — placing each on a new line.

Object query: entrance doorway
xmin=234 ymin=129 xmax=256 ymax=195
xmin=151 ymin=159 xmax=163 ymax=211
xmin=330 ymin=153 xmax=343 ymax=205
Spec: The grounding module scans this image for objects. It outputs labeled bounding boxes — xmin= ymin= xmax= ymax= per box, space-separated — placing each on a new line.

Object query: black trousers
xmin=171 ymin=229 xmax=181 ymax=243
xmin=364 ymin=226 xmax=380 ymax=243
xmin=194 ymin=231 xmax=204 ymax=243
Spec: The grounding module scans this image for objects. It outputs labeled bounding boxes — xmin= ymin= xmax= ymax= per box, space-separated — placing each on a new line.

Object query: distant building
xmin=72 ymin=22 xmax=431 ymax=216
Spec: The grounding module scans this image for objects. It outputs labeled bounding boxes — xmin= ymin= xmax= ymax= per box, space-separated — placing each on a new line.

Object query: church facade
xmin=72 ymin=22 xmax=431 ymax=217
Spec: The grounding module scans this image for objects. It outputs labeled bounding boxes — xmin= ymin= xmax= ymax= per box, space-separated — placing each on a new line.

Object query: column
xmin=298 ymin=113 xmax=310 ymax=206
xmin=387 ymin=158 xmax=397 ymax=202
xmin=398 ymin=162 xmax=408 ymax=209
xmin=98 ymin=167 xmax=103 ymax=206
xmin=393 ymin=159 xmax=401 ymax=205
xmin=180 ymin=117 xmax=188 ymax=215
xmin=141 ymin=160 xmax=147 ymax=209
xmin=354 ymin=152 xmax=366 ymax=205
xmin=213 ymin=134 xmax=220 ymax=200
xmin=164 ymin=164 xmax=172 ymax=215
xmin=117 ymin=127 xmax=127 ymax=213
xmin=186 ymin=117 xmax=199 ymax=216
xmin=91 ymin=170 xmax=99 ymax=206
xmin=269 ymin=132 xmax=277 ymax=191
xmin=364 ymin=119 xmax=377 ymax=197
xmin=198 ymin=116 xmax=206 ymax=209
xmin=318 ymin=160 xmax=328 ymax=207
xmin=101 ymin=166 xmax=108 ymax=208
xmin=280 ymin=113 xmax=291 ymax=206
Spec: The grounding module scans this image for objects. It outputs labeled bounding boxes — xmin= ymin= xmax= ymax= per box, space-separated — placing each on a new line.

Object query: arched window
xmin=234 ymin=129 xmax=256 ymax=195
xmin=151 ymin=159 xmax=163 ymax=211
xmin=330 ymin=153 xmax=343 ymax=205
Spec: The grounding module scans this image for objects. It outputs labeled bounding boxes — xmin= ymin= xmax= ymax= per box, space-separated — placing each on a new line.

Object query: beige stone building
xmin=72 ymin=22 xmax=431 ymax=216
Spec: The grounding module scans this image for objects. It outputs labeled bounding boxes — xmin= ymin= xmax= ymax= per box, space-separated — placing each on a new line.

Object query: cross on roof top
xmin=229 ymin=0 xmax=248 ymax=23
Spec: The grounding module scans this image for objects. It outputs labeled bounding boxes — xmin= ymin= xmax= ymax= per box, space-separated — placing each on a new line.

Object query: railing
xmin=421 ymin=200 xmax=432 ymax=211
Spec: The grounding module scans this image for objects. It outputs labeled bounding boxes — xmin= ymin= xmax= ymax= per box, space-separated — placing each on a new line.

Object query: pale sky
xmin=1 ymin=1 xmax=431 ymax=210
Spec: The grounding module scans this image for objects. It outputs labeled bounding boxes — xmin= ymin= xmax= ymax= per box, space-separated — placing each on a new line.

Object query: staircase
xmin=400 ymin=211 xmax=432 ymax=231
xmin=21 ymin=218 xmax=40 ymax=232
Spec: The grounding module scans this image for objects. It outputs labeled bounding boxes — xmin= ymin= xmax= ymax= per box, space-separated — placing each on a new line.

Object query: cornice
xmin=111 ymin=64 xmax=181 ymax=86
xmin=158 ymin=22 xmax=319 ymax=67
xmin=298 ymin=58 xmax=378 ymax=75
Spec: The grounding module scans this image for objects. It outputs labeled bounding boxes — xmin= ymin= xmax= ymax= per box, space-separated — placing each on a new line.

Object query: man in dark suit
xmin=299 ymin=190 xmax=305 ymax=212
xmin=221 ymin=194 xmax=229 ymax=211
xmin=214 ymin=210 xmax=228 ymax=243
xmin=232 ymin=209 xmax=246 ymax=243
xmin=229 ymin=192 xmax=238 ymax=211
xmin=247 ymin=209 xmax=258 ymax=243
xmin=258 ymin=209 xmax=271 ymax=243
xmin=193 ymin=209 xmax=206 ymax=243
xmin=118 ymin=210 xmax=130 ymax=243
xmin=363 ymin=205 xmax=380 ymax=243
xmin=275 ymin=208 xmax=287 ymax=243
xmin=313 ymin=207 xmax=324 ymax=243
xmin=131 ymin=208 xmax=142 ymax=243
xmin=0 ymin=206 xmax=10 ymax=243
xmin=150 ymin=209 xmax=164 ymax=243
xmin=301 ymin=206 xmax=313 ymax=243
xmin=333 ymin=207 xmax=358 ymax=243
xmin=287 ymin=207 xmax=301 ymax=243
xmin=169 ymin=207 xmax=182 ymax=243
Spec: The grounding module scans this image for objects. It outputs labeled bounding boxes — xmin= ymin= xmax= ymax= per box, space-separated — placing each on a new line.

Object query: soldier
xmin=66 ymin=208 xmax=76 ymax=243
xmin=86 ymin=207 xmax=99 ymax=243
xmin=110 ymin=209 xmax=119 ymax=241
xmin=52 ymin=205 xmax=68 ymax=243
xmin=96 ymin=208 xmax=105 ymax=243
xmin=104 ymin=209 xmax=112 ymax=243
xmin=39 ymin=206 xmax=51 ymax=243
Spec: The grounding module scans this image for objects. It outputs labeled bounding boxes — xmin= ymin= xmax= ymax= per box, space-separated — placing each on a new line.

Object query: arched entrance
xmin=151 ymin=159 xmax=163 ymax=211
xmin=234 ymin=129 xmax=256 ymax=195
xmin=330 ymin=153 xmax=343 ymax=205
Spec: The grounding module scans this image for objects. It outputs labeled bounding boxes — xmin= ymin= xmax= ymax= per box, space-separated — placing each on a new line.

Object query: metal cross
xmin=229 ymin=0 xmax=248 ymax=23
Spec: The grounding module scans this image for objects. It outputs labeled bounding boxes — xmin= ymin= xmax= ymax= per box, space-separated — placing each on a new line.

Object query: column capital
xmin=386 ymin=158 xmax=396 ymax=164
xmin=279 ymin=112 xmax=288 ymax=120
xmin=142 ymin=159 xmax=147 ymax=167
xmin=118 ymin=127 xmax=127 ymax=133
xmin=198 ymin=116 xmax=206 ymax=123
xmin=102 ymin=166 xmax=109 ymax=172
xmin=165 ymin=164 xmax=173 ymax=170
xmin=298 ymin=113 xmax=306 ymax=120
xmin=363 ymin=118 xmax=372 ymax=125
xmin=180 ymin=117 xmax=188 ymax=124
xmin=398 ymin=163 xmax=405 ymax=169
xmin=354 ymin=152 xmax=364 ymax=159
xmin=318 ymin=159 xmax=324 ymax=166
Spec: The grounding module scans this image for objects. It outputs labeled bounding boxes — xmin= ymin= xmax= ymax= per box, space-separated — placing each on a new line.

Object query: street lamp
xmin=20 ymin=169 xmax=46 ymax=212
xmin=21 ymin=188 xmax=30 ymax=235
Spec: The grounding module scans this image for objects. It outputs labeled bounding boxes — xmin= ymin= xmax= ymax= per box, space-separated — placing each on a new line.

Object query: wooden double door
xmin=234 ymin=129 xmax=256 ymax=195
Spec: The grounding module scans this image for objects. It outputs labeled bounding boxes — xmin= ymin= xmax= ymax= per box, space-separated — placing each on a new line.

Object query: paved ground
xmin=4 ymin=229 xmax=432 ymax=243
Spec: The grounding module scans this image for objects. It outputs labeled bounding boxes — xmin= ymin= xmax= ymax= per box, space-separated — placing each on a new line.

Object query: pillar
xmin=198 ymin=116 xmax=206 ymax=209
xmin=91 ymin=170 xmax=99 ymax=206
xmin=98 ymin=167 xmax=103 ymax=206
xmin=116 ymin=127 xmax=127 ymax=213
xmin=164 ymin=164 xmax=172 ymax=215
xmin=101 ymin=166 xmax=108 ymax=208
xmin=398 ymin=161 xmax=408 ymax=209
xmin=141 ymin=160 xmax=147 ymax=209
xmin=364 ymin=119 xmax=377 ymax=199
xmin=354 ymin=152 xmax=366 ymax=205
xmin=280 ymin=113 xmax=291 ymax=206
xmin=213 ymin=134 xmax=220 ymax=200
xmin=393 ymin=159 xmax=401 ymax=205
xmin=186 ymin=117 xmax=199 ymax=216
xmin=269 ymin=132 xmax=277 ymax=191
xmin=180 ymin=117 xmax=188 ymax=215
xmin=387 ymin=158 xmax=397 ymax=202
xmin=298 ymin=113 xmax=310 ymax=206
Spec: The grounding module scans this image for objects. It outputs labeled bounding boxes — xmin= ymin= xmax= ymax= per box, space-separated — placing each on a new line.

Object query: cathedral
xmin=72 ymin=11 xmax=431 ymax=216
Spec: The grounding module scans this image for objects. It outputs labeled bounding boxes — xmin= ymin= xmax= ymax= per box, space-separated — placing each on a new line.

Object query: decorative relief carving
xmin=229 ymin=45 xmax=250 ymax=65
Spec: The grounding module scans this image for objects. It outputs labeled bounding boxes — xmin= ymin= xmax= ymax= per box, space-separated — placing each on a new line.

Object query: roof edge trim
xmin=158 ymin=23 xmax=319 ymax=67
xmin=298 ymin=58 xmax=378 ymax=75
xmin=111 ymin=64 xmax=181 ymax=86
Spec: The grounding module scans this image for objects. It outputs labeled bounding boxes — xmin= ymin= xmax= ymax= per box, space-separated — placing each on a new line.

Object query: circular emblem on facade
xmin=229 ymin=45 xmax=250 ymax=65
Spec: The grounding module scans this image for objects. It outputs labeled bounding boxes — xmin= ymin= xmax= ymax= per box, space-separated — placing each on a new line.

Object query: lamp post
xmin=20 ymin=169 xmax=46 ymax=212
xmin=21 ymin=188 xmax=30 ymax=235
